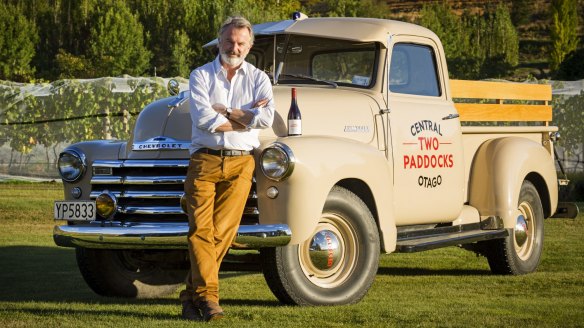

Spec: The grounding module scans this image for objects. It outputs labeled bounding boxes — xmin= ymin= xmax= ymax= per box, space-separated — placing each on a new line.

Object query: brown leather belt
xmin=195 ymin=148 xmax=252 ymax=157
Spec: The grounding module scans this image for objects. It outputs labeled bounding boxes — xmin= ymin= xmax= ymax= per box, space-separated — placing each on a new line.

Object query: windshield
xmin=247 ymin=35 xmax=378 ymax=88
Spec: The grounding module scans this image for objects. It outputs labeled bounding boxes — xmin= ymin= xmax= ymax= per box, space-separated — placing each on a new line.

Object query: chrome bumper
xmin=53 ymin=221 xmax=291 ymax=249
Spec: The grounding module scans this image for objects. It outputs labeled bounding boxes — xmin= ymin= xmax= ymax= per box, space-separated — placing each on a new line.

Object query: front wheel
xmin=484 ymin=180 xmax=545 ymax=274
xmin=76 ymin=248 xmax=186 ymax=298
xmin=261 ymin=186 xmax=380 ymax=305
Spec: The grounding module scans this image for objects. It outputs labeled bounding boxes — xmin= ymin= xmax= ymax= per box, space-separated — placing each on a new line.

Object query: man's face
xmin=218 ymin=26 xmax=252 ymax=68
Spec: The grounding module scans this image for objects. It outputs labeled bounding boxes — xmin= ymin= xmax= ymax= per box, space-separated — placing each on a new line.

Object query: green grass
xmin=1 ymin=183 xmax=583 ymax=327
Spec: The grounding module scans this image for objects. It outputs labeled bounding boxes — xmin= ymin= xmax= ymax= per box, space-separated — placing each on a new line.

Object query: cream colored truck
xmin=53 ymin=17 xmax=574 ymax=305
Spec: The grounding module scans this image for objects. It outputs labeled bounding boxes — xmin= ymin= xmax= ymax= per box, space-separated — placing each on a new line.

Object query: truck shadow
xmin=0 ymin=246 xmax=260 ymax=304
xmin=0 ymin=245 xmax=490 ymax=308
xmin=0 ymin=245 xmax=172 ymax=303
xmin=0 ymin=244 xmax=282 ymax=322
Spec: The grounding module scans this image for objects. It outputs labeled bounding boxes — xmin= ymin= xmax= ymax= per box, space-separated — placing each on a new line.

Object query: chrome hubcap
xmin=298 ymin=214 xmax=357 ymax=288
xmin=308 ymin=230 xmax=343 ymax=272
xmin=514 ymin=215 xmax=528 ymax=247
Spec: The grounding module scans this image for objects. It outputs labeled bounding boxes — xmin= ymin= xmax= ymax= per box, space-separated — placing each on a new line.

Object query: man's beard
xmin=220 ymin=53 xmax=246 ymax=67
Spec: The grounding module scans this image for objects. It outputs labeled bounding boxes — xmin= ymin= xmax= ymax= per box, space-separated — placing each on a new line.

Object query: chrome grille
xmin=90 ymin=160 xmax=259 ymax=224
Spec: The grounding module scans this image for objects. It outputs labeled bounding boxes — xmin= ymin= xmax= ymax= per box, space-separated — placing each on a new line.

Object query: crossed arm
xmin=211 ymin=99 xmax=270 ymax=132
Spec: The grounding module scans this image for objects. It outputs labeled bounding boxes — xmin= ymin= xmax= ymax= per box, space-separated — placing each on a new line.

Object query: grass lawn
xmin=0 ymin=183 xmax=582 ymax=327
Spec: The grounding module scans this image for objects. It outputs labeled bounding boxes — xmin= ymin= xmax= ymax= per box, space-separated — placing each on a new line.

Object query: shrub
xmin=549 ymin=0 xmax=579 ymax=72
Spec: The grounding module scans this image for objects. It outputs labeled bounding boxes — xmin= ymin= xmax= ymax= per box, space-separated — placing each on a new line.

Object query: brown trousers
xmin=179 ymin=152 xmax=254 ymax=304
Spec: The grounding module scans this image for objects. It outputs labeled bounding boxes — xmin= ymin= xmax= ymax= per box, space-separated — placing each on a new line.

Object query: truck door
xmin=386 ymin=36 xmax=464 ymax=225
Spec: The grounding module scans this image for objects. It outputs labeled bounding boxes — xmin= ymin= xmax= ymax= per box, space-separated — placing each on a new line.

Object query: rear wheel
xmin=261 ymin=186 xmax=380 ymax=305
xmin=484 ymin=180 xmax=544 ymax=274
xmin=76 ymin=248 xmax=186 ymax=298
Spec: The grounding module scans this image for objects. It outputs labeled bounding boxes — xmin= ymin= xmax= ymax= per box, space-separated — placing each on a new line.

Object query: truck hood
xmin=124 ymin=85 xmax=382 ymax=159
xmin=264 ymin=85 xmax=381 ymax=145
xmin=125 ymin=95 xmax=192 ymax=159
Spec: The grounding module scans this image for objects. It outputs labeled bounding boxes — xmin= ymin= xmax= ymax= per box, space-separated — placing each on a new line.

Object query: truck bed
xmin=451 ymin=80 xmax=556 ymax=204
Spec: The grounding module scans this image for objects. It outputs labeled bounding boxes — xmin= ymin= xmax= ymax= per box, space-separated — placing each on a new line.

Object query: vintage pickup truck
xmin=53 ymin=16 xmax=573 ymax=305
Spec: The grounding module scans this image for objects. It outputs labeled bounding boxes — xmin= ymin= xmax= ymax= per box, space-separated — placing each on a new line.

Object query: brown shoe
xmin=181 ymin=300 xmax=203 ymax=321
xmin=196 ymin=300 xmax=224 ymax=321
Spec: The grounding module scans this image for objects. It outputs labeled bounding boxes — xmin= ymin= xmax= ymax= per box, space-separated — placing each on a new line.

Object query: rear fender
xmin=468 ymin=137 xmax=558 ymax=228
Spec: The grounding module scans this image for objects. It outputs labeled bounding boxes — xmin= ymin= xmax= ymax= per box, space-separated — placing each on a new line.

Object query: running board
xmin=396 ymin=229 xmax=508 ymax=253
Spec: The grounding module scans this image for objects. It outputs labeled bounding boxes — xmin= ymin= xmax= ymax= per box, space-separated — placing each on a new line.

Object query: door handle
xmin=442 ymin=113 xmax=459 ymax=120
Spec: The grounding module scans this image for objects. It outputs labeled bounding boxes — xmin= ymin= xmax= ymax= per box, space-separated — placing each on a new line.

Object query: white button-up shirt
xmin=188 ymin=56 xmax=275 ymax=154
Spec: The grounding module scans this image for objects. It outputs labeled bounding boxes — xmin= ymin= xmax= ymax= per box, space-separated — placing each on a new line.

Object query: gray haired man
xmin=179 ymin=16 xmax=275 ymax=321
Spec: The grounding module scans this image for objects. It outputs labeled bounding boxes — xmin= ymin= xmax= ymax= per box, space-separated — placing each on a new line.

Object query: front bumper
xmin=53 ymin=221 xmax=291 ymax=249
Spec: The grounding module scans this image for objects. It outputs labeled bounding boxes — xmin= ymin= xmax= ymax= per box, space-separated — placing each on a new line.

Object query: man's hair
xmin=218 ymin=16 xmax=254 ymax=45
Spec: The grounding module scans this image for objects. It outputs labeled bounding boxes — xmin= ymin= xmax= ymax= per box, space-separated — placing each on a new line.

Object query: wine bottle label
xmin=288 ymin=119 xmax=302 ymax=135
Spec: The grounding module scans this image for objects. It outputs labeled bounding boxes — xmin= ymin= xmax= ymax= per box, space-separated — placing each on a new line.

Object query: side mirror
xmin=167 ymin=79 xmax=180 ymax=96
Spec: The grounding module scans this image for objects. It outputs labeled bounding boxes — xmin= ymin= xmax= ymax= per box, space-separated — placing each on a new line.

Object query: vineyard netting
xmin=0 ymin=78 xmax=583 ymax=181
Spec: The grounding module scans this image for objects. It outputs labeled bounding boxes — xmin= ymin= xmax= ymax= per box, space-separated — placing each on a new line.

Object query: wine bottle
xmin=287 ymin=88 xmax=302 ymax=136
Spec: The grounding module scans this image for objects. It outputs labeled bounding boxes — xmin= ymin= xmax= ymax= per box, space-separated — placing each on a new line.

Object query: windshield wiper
xmin=279 ymin=73 xmax=338 ymax=88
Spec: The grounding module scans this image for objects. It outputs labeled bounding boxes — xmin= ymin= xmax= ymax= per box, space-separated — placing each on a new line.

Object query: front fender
xmin=60 ymin=141 xmax=124 ymax=200
xmin=468 ymin=137 xmax=558 ymax=228
xmin=256 ymin=136 xmax=396 ymax=251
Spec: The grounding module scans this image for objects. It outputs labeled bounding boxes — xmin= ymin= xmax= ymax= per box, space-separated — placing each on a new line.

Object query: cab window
xmin=312 ymin=49 xmax=375 ymax=87
xmin=389 ymin=43 xmax=441 ymax=97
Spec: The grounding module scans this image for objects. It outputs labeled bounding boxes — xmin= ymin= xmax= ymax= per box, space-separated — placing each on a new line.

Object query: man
xmin=179 ymin=16 xmax=274 ymax=322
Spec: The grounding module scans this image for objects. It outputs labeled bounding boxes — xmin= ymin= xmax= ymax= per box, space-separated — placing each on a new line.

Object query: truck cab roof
xmin=204 ymin=17 xmax=439 ymax=49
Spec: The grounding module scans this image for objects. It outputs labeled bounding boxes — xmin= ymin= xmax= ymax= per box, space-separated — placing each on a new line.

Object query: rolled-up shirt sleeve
xmin=246 ymin=72 xmax=275 ymax=129
xmin=189 ymin=69 xmax=228 ymax=133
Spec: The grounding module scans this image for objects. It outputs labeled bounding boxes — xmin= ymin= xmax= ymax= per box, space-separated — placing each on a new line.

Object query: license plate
xmin=54 ymin=201 xmax=96 ymax=221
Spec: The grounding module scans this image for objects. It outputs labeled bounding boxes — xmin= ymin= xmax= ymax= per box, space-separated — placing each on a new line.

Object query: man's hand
xmin=212 ymin=103 xmax=228 ymax=115
xmin=253 ymin=98 xmax=269 ymax=108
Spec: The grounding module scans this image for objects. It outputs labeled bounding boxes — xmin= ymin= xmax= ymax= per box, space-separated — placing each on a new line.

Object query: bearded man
xmin=179 ymin=16 xmax=275 ymax=321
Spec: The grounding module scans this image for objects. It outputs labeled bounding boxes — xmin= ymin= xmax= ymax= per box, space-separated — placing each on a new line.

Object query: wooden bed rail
xmin=450 ymin=79 xmax=552 ymax=124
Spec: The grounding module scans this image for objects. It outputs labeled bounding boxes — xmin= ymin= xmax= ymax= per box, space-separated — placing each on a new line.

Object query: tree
xmin=128 ymin=0 xmax=191 ymax=77
xmin=55 ymin=50 xmax=93 ymax=79
xmin=8 ymin=0 xmax=99 ymax=80
xmin=481 ymin=3 xmax=520 ymax=77
xmin=179 ymin=0 xmax=301 ymax=68
xmin=170 ymin=30 xmax=195 ymax=78
xmin=419 ymin=2 xmax=481 ymax=79
xmin=418 ymin=2 xmax=519 ymax=79
xmin=419 ymin=3 xmax=466 ymax=61
xmin=0 ymin=3 xmax=38 ymax=82
xmin=87 ymin=0 xmax=152 ymax=77
xmin=227 ymin=0 xmax=301 ymax=23
xmin=549 ymin=0 xmax=579 ymax=72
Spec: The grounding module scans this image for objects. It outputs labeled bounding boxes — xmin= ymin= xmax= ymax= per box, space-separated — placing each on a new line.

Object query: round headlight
xmin=260 ymin=143 xmax=295 ymax=181
xmin=58 ymin=150 xmax=86 ymax=182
